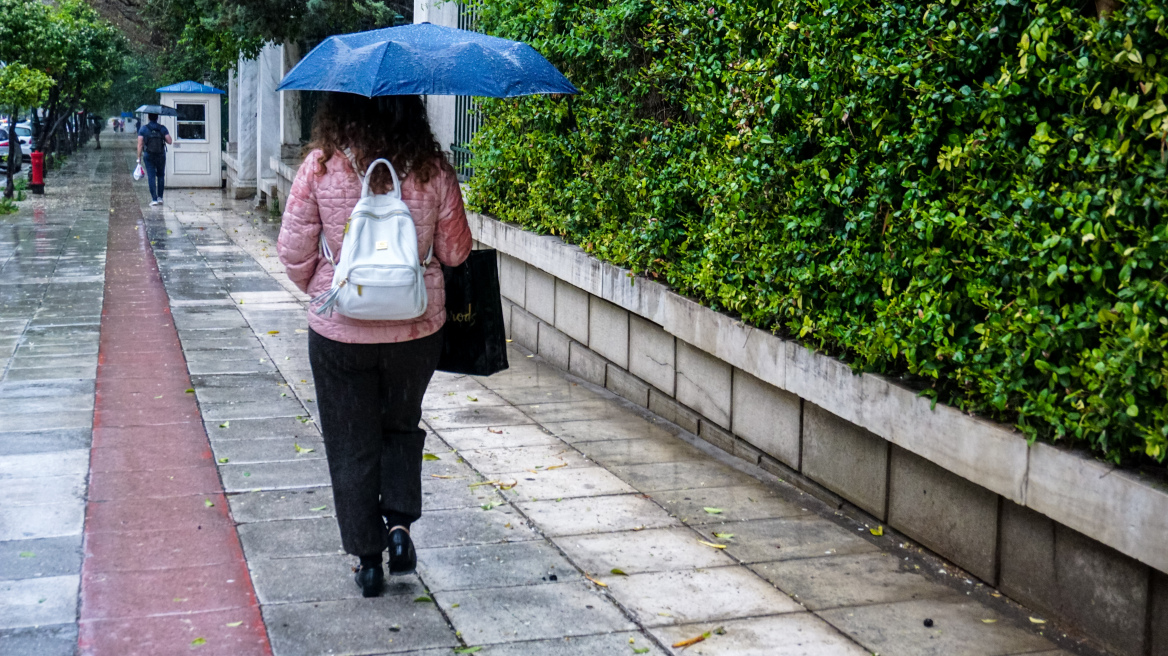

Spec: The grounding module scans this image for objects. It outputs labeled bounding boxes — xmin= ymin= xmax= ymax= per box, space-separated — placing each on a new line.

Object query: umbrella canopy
xmin=277 ymin=22 xmax=578 ymax=98
xmin=134 ymin=105 xmax=178 ymax=116
xmin=120 ymin=111 xmax=133 ymax=118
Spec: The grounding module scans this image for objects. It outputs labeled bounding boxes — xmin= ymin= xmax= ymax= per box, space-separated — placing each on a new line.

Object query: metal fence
xmin=451 ymin=2 xmax=482 ymax=180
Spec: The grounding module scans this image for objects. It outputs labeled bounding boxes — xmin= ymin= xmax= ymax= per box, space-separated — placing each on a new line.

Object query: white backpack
xmin=312 ymin=156 xmax=430 ymax=320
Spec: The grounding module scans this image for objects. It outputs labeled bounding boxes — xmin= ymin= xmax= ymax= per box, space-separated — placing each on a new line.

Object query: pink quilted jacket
xmin=277 ymin=149 xmax=472 ymax=344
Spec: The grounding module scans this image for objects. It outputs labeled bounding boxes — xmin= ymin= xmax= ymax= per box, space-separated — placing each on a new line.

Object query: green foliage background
xmin=466 ymin=0 xmax=1168 ymax=465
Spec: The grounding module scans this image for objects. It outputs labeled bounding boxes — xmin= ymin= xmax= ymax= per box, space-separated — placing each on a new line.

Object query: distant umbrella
xmin=134 ymin=105 xmax=178 ymax=116
xmin=277 ymin=22 xmax=578 ymax=98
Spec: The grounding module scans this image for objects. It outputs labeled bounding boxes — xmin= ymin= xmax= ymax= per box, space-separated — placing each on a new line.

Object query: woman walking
xmin=277 ymin=93 xmax=471 ymax=597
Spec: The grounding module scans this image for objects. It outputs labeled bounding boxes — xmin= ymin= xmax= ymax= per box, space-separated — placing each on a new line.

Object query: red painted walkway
xmin=78 ymin=161 xmax=272 ymax=655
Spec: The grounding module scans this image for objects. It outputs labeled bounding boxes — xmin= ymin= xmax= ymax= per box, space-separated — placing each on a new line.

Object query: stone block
xmin=588 ymin=296 xmax=629 ymax=368
xmin=887 ymin=446 xmax=998 ymax=582
xmin=628 ymin=315 xmax=675 ymax=395
xmin=1027 ymin=440 xmax=1168 ymax=574
xmin=498 ymin=251 xmax=527 ymax=302
xmin=537 ymin=322 xmax=570 ymax=370
xmin=510 ymin=306 xmax=539 ymax=352
xmin=568 ymin=342 xmax=607 ymax=386
xmin=999 ymin=501 xmax=1151 ymax=656
xmin=648 ymin=389 xmax=700 ymax=435
xmin=606 ymin=365 xmax=649 ymax=407
xmin=802 ymin=403 xmax=889 ymax=520
xmin=525 ymin=266 xmax=556 ymax=323
xmin=731 ymin=369 xmax=802 ymax=469
xmin=1152 ymin=570 xmax=1168 ymax=656
xmin=553 ymin=279 xmax=589 ymax=344
xmin=501 ymin=298 xmax=513 ymax=339
xmin=734 ymin=438 xmax=763 ymax=466
xmin=699 ymin=420 xmax=734 ymax=453
xmin=675 ymin=341 xmax=731 ymax=429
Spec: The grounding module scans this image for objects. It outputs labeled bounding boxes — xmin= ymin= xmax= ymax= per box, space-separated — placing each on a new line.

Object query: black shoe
xmin=354 ymin=563 xmax=384 ymax=597
xmin=388 ymin=527 xmax=416 ymax=575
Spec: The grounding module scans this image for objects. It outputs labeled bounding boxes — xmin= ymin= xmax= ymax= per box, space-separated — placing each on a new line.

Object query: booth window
xmin=175 ymin=103 xmax=207 ymax=141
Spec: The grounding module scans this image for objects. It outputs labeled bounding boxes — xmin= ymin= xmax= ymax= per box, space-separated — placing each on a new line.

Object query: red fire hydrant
xmin=30 ymin=151 xmax=43 ymax=195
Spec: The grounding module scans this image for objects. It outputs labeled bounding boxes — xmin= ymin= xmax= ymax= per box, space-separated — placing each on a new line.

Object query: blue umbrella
xmin=134 ymin=105 xmax=178 ymax=116
xmin=276 ymin=22 xmax=578 ymax=98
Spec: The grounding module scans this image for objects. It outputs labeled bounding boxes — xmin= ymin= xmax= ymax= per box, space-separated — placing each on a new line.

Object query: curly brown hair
xmin=307 ymin=93 xmax=445 ymax=193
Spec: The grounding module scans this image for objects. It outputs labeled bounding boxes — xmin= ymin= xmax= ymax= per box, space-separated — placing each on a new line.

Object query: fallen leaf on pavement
xmin=190 ymin=638 xmax=206 ymax=646
xmin=219 ymin=421 xmax=230 ymax=429
xmin=1029 ymin=617 xmax=1046 ymax=624
xmin=18 ymin=551 xmax=33 ymax=558
xmin=414 ymin=596 xmax=433 ymax=603
xmin=422 ymin=453 xmax=441 ymax=461
xmin=185 ymin=388 xmax=195 ymax=394
xmin=225 ymin=621 xmax=243 ymax=627
xmin=218 ymin=458 xmax=229 ymax=463
xmin=467 ymin=396 xmax=478 ymax=402
xmin=481 ymin=501 xmax=502 ymax=510
xmin=698 ymin=540 xmax=727 ymax=549
xmin=546 ymin=463 xmax=567 ymax=470
xmin=981 ymin=619 xmax=997 ymax=624
xmin=713 ymin=533 xmax=734 ymax=539
xmin=487 ymin=428 xmax=504 ymax=434
xmin=294 ymin=443 xmax=314 ymax=454
xmin=310 ymin=506 xmax=327 ymax=511
xmin=267 ymin=330 xmax=279 ymax=335
xmin=453 ymin=648 xmax=482 ymax=654
xmin=633 ymin=649 xmax=649 ymax=654
xmin=672 ymin=632 xmax=710 ymax=648
xmin=295 ymin=329 xmax=307 ymax=333
xmin=204 ymin=499 xmax=214 ymax=508
xmin=469 ymin=480 xmax=499 ymax=487
xmin=584 ymin=575 xmax=608 ymax=588
xmin=870 ymin=526 xmax=884 ymax=536
xmin=431 ymin=474 xmax=456 ymax=479
xmin=703 ymin=507 xmax=723 ymax=514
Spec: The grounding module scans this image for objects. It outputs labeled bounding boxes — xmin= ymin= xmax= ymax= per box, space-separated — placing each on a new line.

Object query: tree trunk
xmin=5 ymin=104 xmax=17 ymax=199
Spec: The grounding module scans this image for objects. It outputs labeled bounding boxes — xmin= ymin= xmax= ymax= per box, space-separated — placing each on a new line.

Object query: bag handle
xmin=360 ymin=158 xmax=401 ymax=200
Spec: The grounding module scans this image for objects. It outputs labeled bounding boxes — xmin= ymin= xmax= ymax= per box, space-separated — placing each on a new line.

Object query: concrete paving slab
xmin=0 ymin=502 xmax=85 ymax=541
xmin=422 ymin=387 xmax=510 ymax=410
xmin=706 ymin=516 xmax=880 ymax=564
xmin=219 ymin=459 xmax=331 ymax=492
xmin=653 ymin=484 xmax=812 ymax=525
xmin=237 ymin=518 xmax=343 ymax=560
xmin=0 ymin=574 xmax=79 ymax=629
xmin=606 ymin=566 xmax=803 ymax=627
xmin=609 ymin=460 xmax=756 ymax=493
xmin=574 ymin=436 xmax=707 ymax=467
xmin=411 ymin=506 xmax=539 ymax=549
xmin=516 ymin=494 xmax=679 ymax=536
xmin=417 ymin=540 xmax=581 ymax=592
xmin=203 ymin=416 xmax=321 ymax=441
xmin=471 ymin=632 xmax=667 ymax=656
xmin=228 ymin=488 xmax=336 ymax=524
xmin=421 ymin=473 xmax=507 ymax=511
xmin=249 ymin=553 xmax=424 ymax=604
xmin=210 ymin=437 xmax=326 ymax=465
xmin=750 ymin=552 xmax=953 ymax=610
xmin=435 ymin=425 xmax=562 ymax=451
xmin=0 ymin=623 xmax=78 ymax=656
xmin=492 ymin=382 xmax=609 ymax=406
xmin=425 ymin=405 xmax=535 ymax=430
xmin=650 ymin=613 xmax=869 ymax=656
xmin=517 ymin=399 xmax=636 ymax=424
xmin=818 ymin=596 xmax=1057 ymax=656
xmin=498 ymin=466 xmax=636 ymax=500
xmin=261 ymin=595 xmax=458 ymax=656
xmin=0 ymin=449 xmax=90 ymax=479
xmin=0 ymin=428 xmax=92 ymax=456
xmin=0 ymin=472 xmax=87 ymax=506
xmin=459 ymin=444 xmax=592 ymax=474
xmin=198 ymin=399 xmax=307 ymax=422
xmin=0 ymin=535 xmax=83 ymax=580
xmin=554 ymin=527 xmax=735 ymax=576
xmin=436 ymin=581 xmax=634 ymax=645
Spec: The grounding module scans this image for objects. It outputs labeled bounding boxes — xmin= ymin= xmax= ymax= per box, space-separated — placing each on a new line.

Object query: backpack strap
xmin=360 ymin=158 xmax=402 ymax=201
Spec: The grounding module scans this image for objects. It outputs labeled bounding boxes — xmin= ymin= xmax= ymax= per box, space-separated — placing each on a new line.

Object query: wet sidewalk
xmin=4 ymin=138 xmax=1090 ymax=655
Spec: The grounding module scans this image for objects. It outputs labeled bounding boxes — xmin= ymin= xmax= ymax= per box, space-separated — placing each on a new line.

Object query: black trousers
xmin=308 ymin=327 xmax=442 ymax=557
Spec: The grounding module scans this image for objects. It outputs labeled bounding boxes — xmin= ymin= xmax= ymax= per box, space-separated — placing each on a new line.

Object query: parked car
xmin=0 ymin=125 xmax=32 ymax=161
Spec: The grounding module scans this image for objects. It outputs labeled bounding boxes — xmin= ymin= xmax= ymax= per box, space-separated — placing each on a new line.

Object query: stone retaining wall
xmin=469 ymin=211 xmax=1168 ymax=656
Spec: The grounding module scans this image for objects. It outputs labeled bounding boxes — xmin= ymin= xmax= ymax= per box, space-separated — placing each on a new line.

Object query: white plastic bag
xmin=132 ymin=161 xmax=144 ymax=181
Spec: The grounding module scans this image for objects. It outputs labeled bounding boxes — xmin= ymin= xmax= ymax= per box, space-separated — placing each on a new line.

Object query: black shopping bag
xmin=437 ymin=249 xmax=510 ymax=376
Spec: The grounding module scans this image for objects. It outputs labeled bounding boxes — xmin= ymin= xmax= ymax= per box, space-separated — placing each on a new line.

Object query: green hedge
xmin=466 ymin=0 xmax=1168 ymax=465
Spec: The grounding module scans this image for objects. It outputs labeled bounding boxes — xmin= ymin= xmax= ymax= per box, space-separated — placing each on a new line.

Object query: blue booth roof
xmin=156 ymin=81 xmax=226 ymax=95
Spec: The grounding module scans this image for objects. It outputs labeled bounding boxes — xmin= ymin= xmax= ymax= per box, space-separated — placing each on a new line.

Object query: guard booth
xmin=156 ymin=81 xmax=224 ymax=188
